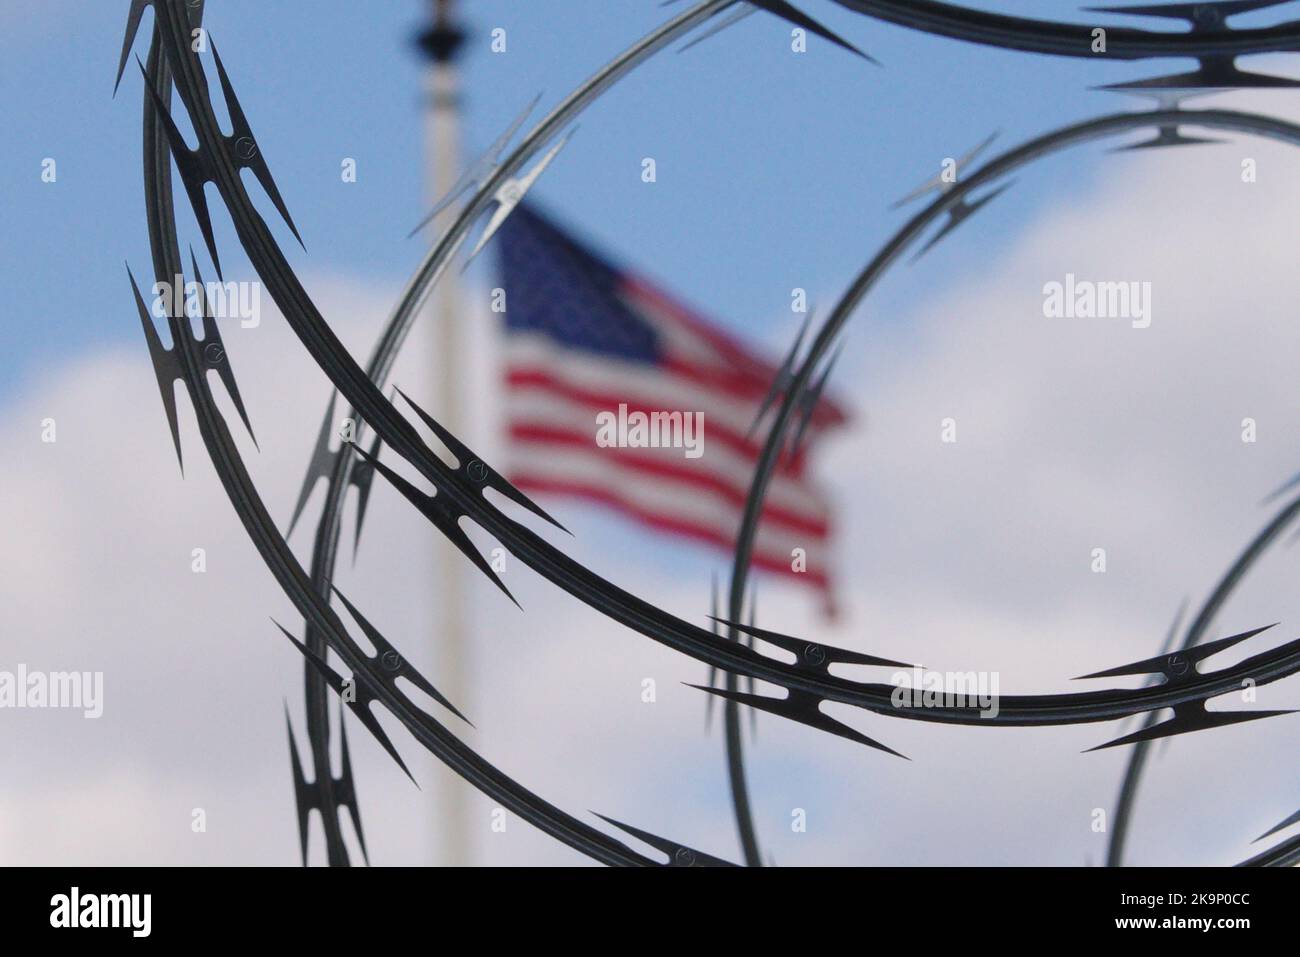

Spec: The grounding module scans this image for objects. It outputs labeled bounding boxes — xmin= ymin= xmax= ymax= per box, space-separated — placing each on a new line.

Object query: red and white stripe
xmin=503 ymin=274 xmax=846 ymax=599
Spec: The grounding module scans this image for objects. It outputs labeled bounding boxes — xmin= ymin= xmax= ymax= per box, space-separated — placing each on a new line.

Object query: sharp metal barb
xmin=335 ymin=710 xmax=369 ymax=864
xmin=1112 ymin=90 xmax=1225 ymax=116
xmin=678 ymin=3 xmax=759 ymax=53
xmin=1075 ymin=623 xmax=1278 ymax=682
xmin=829 ymin=0 xmax=1300 ymax=70
xmin=787 ymin=342 xmax=844 ymax=460
xmin=1119 ymin=599 xmax=1190 ymax=734
xmin=1254 ymin=807 xmax=1300 ymax=842
xmin=273 ymin=620 xmax=418 ymax=786
xmin=1262 ymin=466 xmax=1300 ymax=505
xmin=911 ymin=181 xmax=1015 ymax=263
xmin=136 ymin=56 xmax=224 ymax=279
xmin=1153 ymin=598 xmax=1191 ymax=754
xmin=114 ymin=0 xmax=151 ymax=96
xmin=689 ymin=684 xmax=907 ymax=757
xmin=590 ymin=813 xmax=736 ymax=867
xmin=1084 ymin=1 xmax=1295 ymax=28
xmin=284 ymin=697 xmax=368 ymax=867
xmin=349 ymin=429 xmax=384 ymax=562
xmin=461 ymin=129 xmax=576 ymax=269
xmin=1098 ymin=54 xmax=1300 ymax=92
xmin=745 ymin=583 xmax=757 ymax=733
xmin=705 ymin=573 xmax=720 ymax=732
xmin=396 ymin=387 xmax=568 ymax=532
xmin=127 ymin=264 xmax=185 ymax=474
xmin=749 ymin=0 xmax=876 ymax=62
xmin=1086 ymin=700 xmax=1294 ymax=751
xmin=284 ymin=704 xmax=315 ymax=865
xmin=1112 ymin=126 xmax=1225 ymax=150
xmin=748 ymin=313 xmax=812 ymax=441
xmin=189 ymin=248 xmax=257 ymax=447
xmin=407 ymin=93 xmax=543 ymax=238
xmin=708 ymin=616 xmax=912 ymax=671
xmin=351 ymin=442 xmax=521 ymax=608
xmin=891 ymin=130 xmax=999 ymax=210
xmin=331 ymin=587 xmax=472 ymax=726
xmin=286 ymin=393 xmax=340 ymax=539
xmin=209 ymin=41 xmax=304 ymax=248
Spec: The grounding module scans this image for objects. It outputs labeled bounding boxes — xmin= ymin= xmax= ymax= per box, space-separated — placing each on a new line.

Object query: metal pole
xmin=416 ymin=0 xmax=470 ymax=867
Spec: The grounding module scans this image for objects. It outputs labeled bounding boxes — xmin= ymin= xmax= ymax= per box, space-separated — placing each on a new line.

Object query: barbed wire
xmin=121 ymin=0 xmax=1300 ymax=866
xmin=720 ymin=100 xmax=1300 ymax=865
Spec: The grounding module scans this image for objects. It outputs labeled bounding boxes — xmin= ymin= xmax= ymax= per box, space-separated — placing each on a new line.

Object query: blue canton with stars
xmin=497 ymin=204 xmax=663 ymax=364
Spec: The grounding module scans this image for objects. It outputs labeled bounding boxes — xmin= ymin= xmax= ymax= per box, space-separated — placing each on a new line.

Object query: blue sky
xmin=5 ymin=1 xmax=1300 ymax=866
xmin=2 ymin=0 xmax=1263 ymax=399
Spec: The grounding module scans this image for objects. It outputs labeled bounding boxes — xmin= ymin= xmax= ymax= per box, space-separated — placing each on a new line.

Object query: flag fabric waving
xmin=496 ymin=204 xmax=848 ymax=608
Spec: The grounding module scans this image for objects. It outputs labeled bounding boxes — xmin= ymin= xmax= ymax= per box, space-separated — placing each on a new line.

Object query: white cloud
xmin=4 ymin=93 xmax=1300 ymax=865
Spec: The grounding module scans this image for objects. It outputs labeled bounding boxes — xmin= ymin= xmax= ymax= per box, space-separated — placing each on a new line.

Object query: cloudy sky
xmin=2 ymin=0 xmax=1299 ymax=866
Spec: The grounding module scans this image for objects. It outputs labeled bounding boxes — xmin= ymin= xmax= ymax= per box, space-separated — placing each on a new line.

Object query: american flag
xmin=496 ymin=204 xmax=848 ymax=608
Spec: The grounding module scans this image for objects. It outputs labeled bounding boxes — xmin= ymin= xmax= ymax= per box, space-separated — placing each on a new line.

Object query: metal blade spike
xmin=461 ymin=130 xmax=575 ymax=269
xmin=1086 ymin=702 xmax=1294 ymax=752
xmin=395 ymin=387 xmax=474 ymax=466
xmin=284 ymin=704 xmax=316 ymax=865
xmin=208 ymin=41 xmax=304 ymax=248
xmin=590 ymin=813 xmax=736 ymax=867
xmin=335 ymin=710 xmax=369 ymax=864
xmin=1074 ymin=623 xmax=1278 ymax=682
xmin=190 ymin=249 xmax=257 ymax=447
xmin=1111 ymin=127 xmax=1225 ymax=151
xmin=1113 ymin=90 xmax=1223 ymax=113
xmin=286 ymin=392 xmax=340 ymax=538
xmin=350 ymin=430 xmax=383 ymax=562
xmin=1262 ymin=468 xmax=1300 ymax=505
xmin=273 ymin=621 xmax=418 ymax=785
xmin=484 ymin=92 xmax=545 ymax=167
xmin=1183 ymin=622 xmax=1282 ymax=665
xmin=407 ymin=92 xmax=542 ymax=238
xmin=678 ymin=4 xmax=759 ymax=54
xmin=705 ymin=574 xmax=720 ymax=732
xmin=137 ymin=58 xmax=224 ymax=279
xmin=114 ymin=0 xmax=151 ymax=96
xmin=331 ymin=588 xmax=471 ymax=725
xmin=787 ymin=343 xmax=843 ymax=460
xmin=352 ymin=444 xmax=521 ymax=608
xmin=349 ymin=443 xmax=429 ymax=513
xmin=749 ymin=0 xmax=876 ymax=62
xmin=911 ymin=181 xmax=1014 ymax=263
xmin=1254 ymin=807 xmax=1300 ymax=843
xmin=891 ymin=130 xmax=999 ymax=210
xmin=1237 ymin=831 xmax=1300 ymax=867
xmin=687 ymin=684 xmax=907 ymax=757
xmin=127 ymin=264 xmax=185 ymax=474
xmin=707 ymin=616 xmax=912 ymax=671
xmin=1230 ymin=631 xmax=1300 ymax=675
xmin=408 ymin=173 xmax=475 ymax=238
xmin=1099 ymin=59 xmax=1300 ymax=92
xmin=1084 ymin=1 xmax=1293 ymax=28
xmin=1120 ymin=598 xmax=1190 ymax=734
xmin=745 ymin=583 xmax=757 ymax=733
xmin=396 ymin=388 xmax=568 ymax=532
xmin=748 ymin=313 xmax=811 ymax=440
xmin=437 ymin=506 xmax=521 ymax=609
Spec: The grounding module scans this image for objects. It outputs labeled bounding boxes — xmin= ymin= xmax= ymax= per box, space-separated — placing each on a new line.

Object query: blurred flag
xmin=497 ymin=204 xmax=847 ymax=609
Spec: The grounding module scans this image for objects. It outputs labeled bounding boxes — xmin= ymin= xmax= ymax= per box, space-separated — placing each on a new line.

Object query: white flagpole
xmin=417 ymin=0 xmax=470 ymax=867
